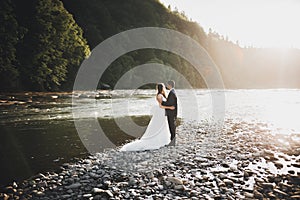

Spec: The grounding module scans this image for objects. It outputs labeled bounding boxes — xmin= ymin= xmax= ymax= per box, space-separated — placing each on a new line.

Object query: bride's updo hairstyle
xmin=156 ymin=83 xmax=166 ymax=98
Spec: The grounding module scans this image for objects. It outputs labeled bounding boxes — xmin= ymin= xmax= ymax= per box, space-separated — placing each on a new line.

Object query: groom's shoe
xmin=168 ymin=138 xmax=176 ymax=146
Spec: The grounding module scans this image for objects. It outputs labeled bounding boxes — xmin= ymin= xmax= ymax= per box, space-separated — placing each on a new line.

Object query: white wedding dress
xmin=120 ymin=94 xmax=171 ymax=151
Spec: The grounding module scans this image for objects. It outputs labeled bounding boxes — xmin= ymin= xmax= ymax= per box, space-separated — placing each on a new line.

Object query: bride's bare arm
xmin=156 ymin=94 xmax=163 ymax=104
xmin=157 ymin=95 xmax=175 ymax=110
xmin=160 ymin=104 xmax=175 ymax=110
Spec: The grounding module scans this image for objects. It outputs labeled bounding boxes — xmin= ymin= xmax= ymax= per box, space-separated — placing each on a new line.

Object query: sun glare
xmin=160 ymin=0 xmax=300 ymax=49
xmin=256 ymin=90 xmax=300 ymax=133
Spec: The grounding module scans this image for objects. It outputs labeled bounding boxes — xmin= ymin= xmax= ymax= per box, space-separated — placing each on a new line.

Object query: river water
xmin=1 ymin=89 xmax=300 ymax=186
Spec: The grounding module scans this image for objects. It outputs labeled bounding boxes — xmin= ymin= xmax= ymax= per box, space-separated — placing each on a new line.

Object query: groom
xmin=162 ymin=80 xmax=177 ymax=146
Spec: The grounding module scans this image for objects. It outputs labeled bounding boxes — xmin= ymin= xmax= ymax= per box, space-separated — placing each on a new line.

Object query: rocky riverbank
xmin=1 ymin=120 xmax=300 ymax=199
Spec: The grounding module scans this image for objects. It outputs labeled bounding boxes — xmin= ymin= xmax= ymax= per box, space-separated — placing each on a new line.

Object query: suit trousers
xmin=167 ymin=115 xmax=176 ymax=145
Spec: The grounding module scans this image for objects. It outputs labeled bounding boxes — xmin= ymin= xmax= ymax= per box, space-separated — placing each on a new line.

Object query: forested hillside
xmin=62 ymin=0 xmax=210 ymax=89
xmin=207 ymin=30 xmax=300 ymax=88
xmin=0 ymin=0 xmax=90 ymax=91
xmin=1 ymin=0 xmax=300 ymax=91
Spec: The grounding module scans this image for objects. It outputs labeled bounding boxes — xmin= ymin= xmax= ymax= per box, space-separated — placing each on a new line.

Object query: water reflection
xmin=1 ymin=89 xmax=300 ymax=186
xmin=0 ymin=116 xmax=150 ymax=186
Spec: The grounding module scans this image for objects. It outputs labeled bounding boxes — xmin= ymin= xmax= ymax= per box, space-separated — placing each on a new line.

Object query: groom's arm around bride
xmin=162 ymin=80 xmax=178 ymax=146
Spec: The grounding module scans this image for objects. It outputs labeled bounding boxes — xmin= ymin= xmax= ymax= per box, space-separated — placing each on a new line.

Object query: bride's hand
xmin=170 ymin=106 xmax=175 ymax=110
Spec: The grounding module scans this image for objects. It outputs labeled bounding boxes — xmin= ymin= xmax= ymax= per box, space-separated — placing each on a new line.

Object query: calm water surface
xmin=1 ymin=89 xmax=300 ymax=186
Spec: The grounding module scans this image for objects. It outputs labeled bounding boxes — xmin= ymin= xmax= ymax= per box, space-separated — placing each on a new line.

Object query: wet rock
xmin=242 ymin=186 xmax=253 ymax=193
xmin=288 ymin=170 xmax=295 ymax=174
xmin=96 ymin=169 xmax=105 ymax=177
xmin=128 ymin=177 xmax=138 ymax=186
xmin=229 ymin=166 xmax=238 ymax=173
xmin=182 ymin=178 xmax=189 ymax=185
xmin=36 ymin=191 xmax=45 ymax=197
xmin=270 ymin=175 xmax=282 ymax=183
xmin=261 ymin=182 xmax=274 ymax=191
xmin=223 ymin=179 xmax=234 ymax=187
xmin=255 ymin=177 xmax=265 ymax=184
xmin=147 ymin=182 xmax=156 ymax=187
xmin=92 ymin=188 xmax=114 ymax=197
xmin=103 ymin=180 xmax=111 ymax=187
xmin=66 ymin=189 xmax=73 ymax=194
xmin=82 ymin=193 xmax=92 ymax=198
xmin=267 ymin=192 xmax=277 ymax=199
xmin=174 ymin=185 xmax=185 ymax=190
xmin=288 ymin=175 xmax=300 ymax=184
xmin=218 ymin=173 xmax=227 ymax=180
xmin=221 ymin=163 xmax=230 ymax=168
xmin=144 ymin=188 xmax=152 ymax=195
xmin=254 ymin=190 xmax=263 ymax=199
xmin=65 ymin=183 xmax=81 ymax=189
xmin=274 ymin=161 xmax=284 ymax=169
xmin=244 ymin=169 xmax=254 ymax=177
xmin=292 ymin=163 xmax=300 ymax=168
xmin=244 ymin=192 xmax=254 ymax=198
xmin=279 ymin=182 xmax=293 ymax=192
xmin=157 ymin=184 xmax=164 ymax=190
xmin=147 ymin=172 xmax=154 ymax=179
xmin=4 ymin=186 xmax=16 ymax=194
xmin=37 ymin=181 xmax=48 ymax=188
xmin=162 ymin=178 xmax=171 ymax=185
xmin=61 ymin=194 xmax=71 ymax=198
xmin=190 ymin=190 xmax=198 ymax=197
xmin=12 ymin=182 xmax=18 ymax=188
xmin=166 ymin=177 xmax=183 ymax=185
xmin=226 ymin=188 xmax=235 ymax=195
xmin=273 ymin=188 xmax=288 ymax=197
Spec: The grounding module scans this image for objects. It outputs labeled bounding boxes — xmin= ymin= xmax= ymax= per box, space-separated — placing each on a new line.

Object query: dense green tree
xmin=62 ymin=0 xmax=208 ymax=89
xmin=14 ymin=0 xmax=90 ymax=91
xmin=1 ymin=0 xmax=300 ymax=91
xmin=0 ymin=0 xmax=21 ymax=90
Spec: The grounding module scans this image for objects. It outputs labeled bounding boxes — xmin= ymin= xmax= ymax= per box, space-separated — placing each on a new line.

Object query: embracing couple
xmin=120 ymin=80 xmax=178 ymax=151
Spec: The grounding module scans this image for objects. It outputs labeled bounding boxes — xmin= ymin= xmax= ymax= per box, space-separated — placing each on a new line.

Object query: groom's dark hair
xmin=167 ymin=80 xmax=175 ymax=88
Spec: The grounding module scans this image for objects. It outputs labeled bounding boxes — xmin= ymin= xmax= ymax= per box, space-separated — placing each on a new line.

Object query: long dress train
xmin=120 ymin=95 xmax=170 ymax=151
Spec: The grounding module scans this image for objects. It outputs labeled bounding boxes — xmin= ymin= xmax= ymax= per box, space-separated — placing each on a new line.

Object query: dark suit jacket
xmin=162 ymin=89 xmax=177 ymax=117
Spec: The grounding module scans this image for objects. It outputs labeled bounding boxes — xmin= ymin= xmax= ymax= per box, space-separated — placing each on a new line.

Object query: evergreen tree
xmin=0 ymin=0 xmax=21 ymax=91
xmin=16 ymin=0 xmax=90 ymax=91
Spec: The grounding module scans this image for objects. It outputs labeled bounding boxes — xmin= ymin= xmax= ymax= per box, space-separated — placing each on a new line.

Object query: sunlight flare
xmin=160 ymin=0 xmax=300 ymax=48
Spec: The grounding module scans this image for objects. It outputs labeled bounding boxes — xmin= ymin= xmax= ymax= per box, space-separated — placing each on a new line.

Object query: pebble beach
xmin=1 ymin=119 xmax=300 ymax=200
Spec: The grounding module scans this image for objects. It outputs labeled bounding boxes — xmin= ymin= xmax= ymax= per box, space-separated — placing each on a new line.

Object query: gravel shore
xmin=1 ymin=119 xmax=300 ymax=199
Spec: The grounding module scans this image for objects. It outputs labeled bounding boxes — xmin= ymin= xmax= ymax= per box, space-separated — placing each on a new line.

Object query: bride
xmin=120 ymin=83 xmax=175 ymax=151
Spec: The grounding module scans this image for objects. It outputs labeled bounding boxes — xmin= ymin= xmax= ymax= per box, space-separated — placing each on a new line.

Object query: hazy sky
xmin=160 ymin=0 xmax=300 ymax=48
